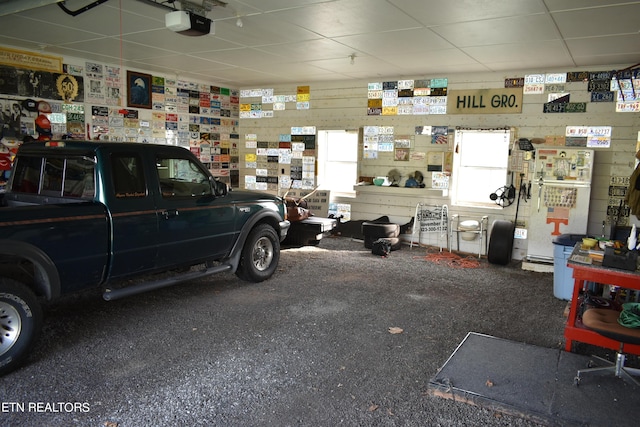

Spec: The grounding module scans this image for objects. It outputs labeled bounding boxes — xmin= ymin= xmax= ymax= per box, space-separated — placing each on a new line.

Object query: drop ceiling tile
xmin=272 ymin=0 xmax=423 ymax=38
xmin=122 ymin=29 xmax=244 ymax=54
xmin=543 ymin=0 xmax=640 ymax=12
xmin=212 ymin=14 xmax=323 ymax=47
xmin=383 ymin=48 xmax=487 ymax=74
xmin=128 ymin=54 xmax=233 ymax=73
xmin=551 ymin=4 xmax=640 ymax=38
xmin=15 ymin=2 xmax=164 ymax=37
xmin=335 ymin=28 xmax=454 ymax=56
xmin=307 ymin=55 xmax=407 ymax=76
xmin=196 ymin=47 xmax=289 ymax=67
xmin=573 ymin=53 xmax=640 ymax=68
xmin=389 ymin=0 xmax=546 ymax=25
xmin=565 ymin=34 xmax=640 ymax=58
xmin=433 ymin=14 xmax=560 ymax=47
xmin=231 ymin=0 xmax=336 ymax=13
xmin=0 ymin=15 xmax=103 ymax=45
xmin=62 ymin=38 xmax=176 ymax=61
xmin=463 ymin=40 xmax=573 ymax=65
xmin=245 ymin=61 xmax=340 ymax=77
xmin=257 ymin=39 xmax=356 ymax=61
xmin=203 ymin=67 xmax=286 ymax=85
xmin=483 ymin=53 xmax=577 ymax=71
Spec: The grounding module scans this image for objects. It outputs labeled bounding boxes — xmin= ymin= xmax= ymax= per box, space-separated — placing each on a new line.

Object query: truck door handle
xmin=163 ymin=209 xmax=179 ymax=219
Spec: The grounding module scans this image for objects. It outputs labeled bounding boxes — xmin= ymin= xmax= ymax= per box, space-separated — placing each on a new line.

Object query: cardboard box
xmin=284 ymin=189 xmax=330 ymax=217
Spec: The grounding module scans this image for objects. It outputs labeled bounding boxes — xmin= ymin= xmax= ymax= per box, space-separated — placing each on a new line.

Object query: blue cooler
xmin=552 ymin=234 xmax=586 ymax=300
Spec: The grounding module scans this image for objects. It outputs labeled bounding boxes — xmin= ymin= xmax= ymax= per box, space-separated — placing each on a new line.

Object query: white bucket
xmin=459 ymin=220 xmax=480 ymax=241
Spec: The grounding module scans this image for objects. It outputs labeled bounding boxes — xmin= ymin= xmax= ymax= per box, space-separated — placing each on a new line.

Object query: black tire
xmin=236 ymin=224 xmax=281 ymax=282
xmin=0 ymin=278 xmax=43 ymax=376
xmin=362 ymin=222 xmax=399 ymax=249
xmin=487 ymin=220 xmax=515 ymax=265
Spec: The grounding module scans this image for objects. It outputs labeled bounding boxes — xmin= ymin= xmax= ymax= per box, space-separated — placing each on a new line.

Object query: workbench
xmin=565 ymin=243 xmax=640 ymax=355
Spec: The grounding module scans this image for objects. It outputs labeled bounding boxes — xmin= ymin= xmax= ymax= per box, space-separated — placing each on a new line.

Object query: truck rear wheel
xmin=236 ymin=224 xmax=280 ymax=282
xmin=0 ymin=278 xmax=43 ymax=376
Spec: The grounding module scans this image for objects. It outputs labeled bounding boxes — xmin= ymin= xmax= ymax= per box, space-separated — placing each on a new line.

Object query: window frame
xmin=155 ymin=155 xmax=212 ymax=199
xmin=450 ymin=129 xmax=511 ymax=209
xmin=111 ymin=152 xmax=147 ymax=198
xmin=9 ymin=154 xmax=96 ymax=199
xmin=317 ymin=129 xmax=359 ymax=198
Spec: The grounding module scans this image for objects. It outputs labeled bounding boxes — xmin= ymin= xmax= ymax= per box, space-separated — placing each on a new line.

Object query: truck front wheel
xmin=236 ymin=224 xmax=280 ymax=282
xmin=0 ymin=278 xmax=43 ymax=376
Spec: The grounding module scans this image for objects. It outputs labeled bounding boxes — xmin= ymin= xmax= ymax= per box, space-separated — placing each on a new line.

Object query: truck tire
xmin=487 ymin=220 xmax=515 ymax=265
xmin=0 ymin=278 xmax=43 ymax=376
xmin=236 ymin=224 xmax=280 ymax=282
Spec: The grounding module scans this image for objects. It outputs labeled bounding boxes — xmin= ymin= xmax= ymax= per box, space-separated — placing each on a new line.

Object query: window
xmin=156 ymin=156 xmax=211 ymax=198
xmin=112 ymin=154 xmax=146 ymax=197
xmin=63 ymin=158 xmax=95 ymax=198
xmin=10 ymin=156 xmax=42 ymax=194
xmin=41 ymin=158 xmax=64 ymax=194
xmin=10 ymin=155 xmax=95 ymax=199
xmin=317 ymin=130 xmax=358 ymax=196
xmin=451 ymin=129 xmax=511 ymax=208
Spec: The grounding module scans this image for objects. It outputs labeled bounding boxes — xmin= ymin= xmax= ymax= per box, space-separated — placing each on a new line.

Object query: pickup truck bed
xmin=283 ymin=216 xmax=337 ymax=246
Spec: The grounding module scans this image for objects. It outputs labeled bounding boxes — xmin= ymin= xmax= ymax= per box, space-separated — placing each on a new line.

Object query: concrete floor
xmin=1 ymin=236 xmax=630 ymax=426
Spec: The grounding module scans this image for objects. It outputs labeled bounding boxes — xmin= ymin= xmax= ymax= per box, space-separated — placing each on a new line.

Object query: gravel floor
xmin=0 ymin=236 xmax=571 ymax=426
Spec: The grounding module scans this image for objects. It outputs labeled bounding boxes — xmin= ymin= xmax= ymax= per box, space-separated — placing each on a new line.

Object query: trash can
xmin=552 ymin=234 xmax=586 ymax=300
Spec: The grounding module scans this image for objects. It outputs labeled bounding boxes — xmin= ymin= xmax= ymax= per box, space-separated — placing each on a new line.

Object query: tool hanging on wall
xmin=537 ymin=176 xmax=544 ymax=212
xmin=489 ymin=172 xmax=516 ymax=208
xmin=515 ymin=173 xmax=526 ymax=222
xmin=519 ymin=174 xmax=528 ymax=203
xmin=507 ymin=171 xmax=516 ymax=200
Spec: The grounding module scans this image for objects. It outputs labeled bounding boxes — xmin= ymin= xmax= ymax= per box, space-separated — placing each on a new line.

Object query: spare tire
xmin=488 ymin=220 xmax=515 ymax=265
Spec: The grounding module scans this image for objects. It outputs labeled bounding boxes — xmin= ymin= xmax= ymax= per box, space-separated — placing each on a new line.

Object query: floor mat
xmin=428 ymin=332 xmax=640 ymax=426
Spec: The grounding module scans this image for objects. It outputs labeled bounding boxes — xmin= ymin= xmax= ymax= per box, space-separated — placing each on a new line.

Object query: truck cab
xmin=0 ymin=140 xmax=290 ymax=376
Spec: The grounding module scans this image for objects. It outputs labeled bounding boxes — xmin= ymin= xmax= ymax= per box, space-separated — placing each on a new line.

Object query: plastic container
xmin=459 ymin=219 xmax=480 ymax=241
xmin=552 ymin=234 xmax=586 ymax=300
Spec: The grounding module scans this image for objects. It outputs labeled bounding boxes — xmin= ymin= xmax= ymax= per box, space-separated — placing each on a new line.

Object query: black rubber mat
xmin=428 ymin=332 xmax=640 ymax=426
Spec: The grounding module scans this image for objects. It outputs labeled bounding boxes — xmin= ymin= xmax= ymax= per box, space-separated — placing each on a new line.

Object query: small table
xmin=565 ymin=243 xmax=640 ymax=355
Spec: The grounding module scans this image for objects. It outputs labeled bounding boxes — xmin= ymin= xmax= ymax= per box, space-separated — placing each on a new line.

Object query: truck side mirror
xmin=212 ymin=178 xmax=228 ymax=197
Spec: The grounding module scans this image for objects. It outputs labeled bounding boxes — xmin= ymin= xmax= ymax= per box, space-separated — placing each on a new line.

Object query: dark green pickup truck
xmin=0 ymin=141 xmax=290 ymax=375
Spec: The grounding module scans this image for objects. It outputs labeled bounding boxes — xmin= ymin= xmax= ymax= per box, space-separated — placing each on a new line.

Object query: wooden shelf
xmin=353 ymin=185 xmax=448 ymax=197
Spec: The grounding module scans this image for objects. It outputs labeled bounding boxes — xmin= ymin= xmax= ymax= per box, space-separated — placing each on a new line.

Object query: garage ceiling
xmin=0 ymin=0 xmax=638 ymax=87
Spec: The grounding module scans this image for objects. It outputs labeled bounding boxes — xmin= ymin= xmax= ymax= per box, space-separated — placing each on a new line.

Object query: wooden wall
xmin=239 ymin=68 xmax=640 ymax=257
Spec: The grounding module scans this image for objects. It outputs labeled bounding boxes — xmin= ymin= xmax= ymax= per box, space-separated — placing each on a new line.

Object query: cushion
xmin=582 ymin=308 xmax=640 ymax=345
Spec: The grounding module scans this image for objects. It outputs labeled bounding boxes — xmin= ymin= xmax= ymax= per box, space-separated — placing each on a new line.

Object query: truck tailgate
xmin=298 ymin=216 xmax=337 ymax=232
xmin=283 ymin=216 xmax=337 ymax=246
